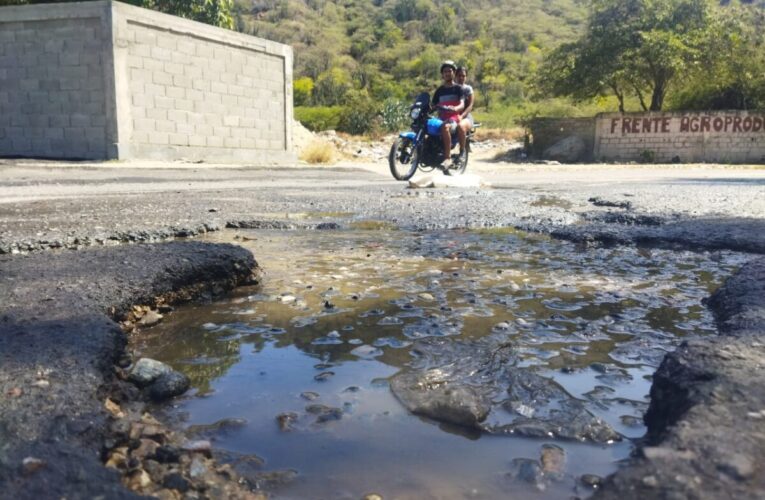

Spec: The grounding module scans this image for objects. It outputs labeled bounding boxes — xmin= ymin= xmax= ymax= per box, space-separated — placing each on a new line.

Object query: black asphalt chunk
xmin=0 ymin=241 xmax=255 ymax=499
xmin=595 ymin=258 xmax=765 ymax=500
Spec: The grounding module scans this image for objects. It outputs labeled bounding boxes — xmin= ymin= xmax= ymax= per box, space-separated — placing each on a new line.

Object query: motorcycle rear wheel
xmin=389 ymin=137 xmax=419 ymax=181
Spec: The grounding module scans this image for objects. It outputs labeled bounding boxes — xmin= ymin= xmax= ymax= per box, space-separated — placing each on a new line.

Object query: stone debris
xmin=390 ymin=336 xmax=620 ymax=443
xmin=408 ymin=173 xmax=488 ymax=189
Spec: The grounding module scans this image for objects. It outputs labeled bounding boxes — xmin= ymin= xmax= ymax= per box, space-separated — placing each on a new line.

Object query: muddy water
xmin=131 ymin=228 xmax=746 ymax=499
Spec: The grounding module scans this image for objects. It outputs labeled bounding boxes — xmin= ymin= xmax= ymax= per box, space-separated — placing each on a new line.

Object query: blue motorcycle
xmin=389 ymin=92 xmax=477 ymax=181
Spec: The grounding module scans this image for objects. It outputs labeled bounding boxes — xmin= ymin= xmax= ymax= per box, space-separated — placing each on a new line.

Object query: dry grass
xmin=474 ymin=127 xmax=526 ymax=141
xmin=299 ymin=140 xmax=336 ymax=164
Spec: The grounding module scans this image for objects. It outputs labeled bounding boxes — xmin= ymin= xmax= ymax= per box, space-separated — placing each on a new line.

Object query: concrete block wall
xmin=528 ymin=117 xmax=595 ymax=161
xmin=595 ymin=111 xmax=765 ymax=163
xmin=0 ymin=1 xmax=294 ymax=162
xmin=0 ymin=3 xmax=113 ymax=159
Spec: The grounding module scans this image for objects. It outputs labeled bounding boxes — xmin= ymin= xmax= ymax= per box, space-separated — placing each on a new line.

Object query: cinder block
xmin=206 ymin=135 xmax=223 ymax=148
xmin=166 ymin=86 xmax=185 ymax=99
xmin=192 ymin=79 xmax=210 ymax=92
xmin=148 ymin=132 xmax=169 ymax=145
xmin=64 ymin=127 xmax=86 ymax=140
xmin=196 ymin=124 xmax=214 ymax=136
xmin=176 ymin=123 xmax=194 ymax=135
xmin=151 ymin=46 xmax=172 ymax=62
xmin=223 ymin=115 xmax=240 ymax=127
xmin=154 ymin=96 xmax=174 ymax=109
xmin=147 ymin=108 xmax=167 ymax=120
xmin=145 ymin=83 xmax=166 ymax=97
xmin=165 ymin=62 xmax=184 ymax=75
xmin=156 ymin=120 xmax=176 ymax=133
xmin=185 ymin=89 xmax=203 ymax=102
xmin=131 ymin=131 xmax=149 ymax=143
xmin=211 ymin=81 xmax=227 ymax=95
xmin=177 ymin=40 xmax=195 ymax=56
xmin=224 ymin=137 xmax=240 ymax=148
xmin=169 ymin=133 xmax=188 ymax=146
xmin=134 ymin=118 xmax=156 ymax=131
xmin=143 ymin=58 xmax=164 ymax=72
xmin=188 ymin=135 xmax=206 ymax=147
xmin=175 ymin=98 xmax=193 ymax=111
xmin=167 ymin=109 xmax=188 ymax=122
xmin=173 ymin=74 xmax=191 ymax=88
xmin=85 ymin=127 xmax=105 ymax=142
xmin=213 ymin=126 xmax=231 ymax=137
xmin=157 ymin=35 xmax=177 ymax=51
xmin=152 ymin=71 xmax=173 ymax=86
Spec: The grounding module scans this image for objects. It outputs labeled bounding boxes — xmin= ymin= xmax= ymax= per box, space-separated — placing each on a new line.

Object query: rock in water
xmin=148 ymin=371 xmax=190 ymax=401
xmin=138 ymin=310 xmax=163 ymax=327
xmin=129 ymin=358 xmax=172 ymax=387
xmin=390 ymin=368 xmax=491 ymax=428
xmin=389 ymin=336 xmax=620 ymax=443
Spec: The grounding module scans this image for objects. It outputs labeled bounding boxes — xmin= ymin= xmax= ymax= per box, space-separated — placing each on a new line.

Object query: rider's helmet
xmin=440 ymin=60 xmax=457 ymax=74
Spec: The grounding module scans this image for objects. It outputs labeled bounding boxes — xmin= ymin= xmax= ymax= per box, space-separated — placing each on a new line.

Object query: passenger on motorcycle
xmin=431 ymin=60 xmax=466 ymax=169
xmin=456 ymin=66 xmax=475 ymax=137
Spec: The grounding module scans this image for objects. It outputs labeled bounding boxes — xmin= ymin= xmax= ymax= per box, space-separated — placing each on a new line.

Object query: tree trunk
xmin=633 ymin=84 xmax=648 ymax=111
xmin=650 ymin=79 xmax=666 ymax=111
xmin=609 ymin=82 xmax=625 ymax=112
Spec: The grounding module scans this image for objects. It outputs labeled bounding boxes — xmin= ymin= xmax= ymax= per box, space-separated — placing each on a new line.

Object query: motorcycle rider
xmin=456 ymin=66 xmax=474 ymax=145
xmin=431 ymin=60 xmax=465 ymax=169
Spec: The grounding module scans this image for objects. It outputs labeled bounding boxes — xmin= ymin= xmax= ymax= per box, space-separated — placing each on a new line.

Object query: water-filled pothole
xmin=130 ymin=228 xmax=746 ymax=499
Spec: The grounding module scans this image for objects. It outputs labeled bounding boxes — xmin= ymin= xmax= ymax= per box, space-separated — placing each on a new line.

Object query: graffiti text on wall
xmin=609 ymin=115 xmax=765 ymax=134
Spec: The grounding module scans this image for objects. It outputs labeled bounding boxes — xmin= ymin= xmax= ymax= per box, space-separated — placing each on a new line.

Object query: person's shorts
xmin=427 ymin=117 xmax=458 ymax=135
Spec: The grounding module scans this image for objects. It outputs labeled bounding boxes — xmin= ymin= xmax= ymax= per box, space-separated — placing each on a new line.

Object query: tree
xmin=538 ymin=0 xmax=716 ymax=111
xmin=0 ymin=0 xmax=234 ymax=29
xmin=293 ymin=76 xmax=314 ymax=106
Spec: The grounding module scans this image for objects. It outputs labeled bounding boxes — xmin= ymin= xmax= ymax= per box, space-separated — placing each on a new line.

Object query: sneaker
xmin=442 ymin=158 xmax=453 ymax=170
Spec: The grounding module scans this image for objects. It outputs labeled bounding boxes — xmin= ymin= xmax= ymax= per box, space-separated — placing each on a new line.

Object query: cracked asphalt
xmin=1 ymin=158 xmax=764 ymax=254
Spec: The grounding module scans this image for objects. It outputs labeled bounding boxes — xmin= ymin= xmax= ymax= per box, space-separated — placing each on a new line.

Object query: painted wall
xmin=595 ymin=111 xmax=765 ymax=163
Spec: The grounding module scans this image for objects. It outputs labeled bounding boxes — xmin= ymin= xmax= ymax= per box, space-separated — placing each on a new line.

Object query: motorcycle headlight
xmin=410 ymin=108 xmax=421 ymax=119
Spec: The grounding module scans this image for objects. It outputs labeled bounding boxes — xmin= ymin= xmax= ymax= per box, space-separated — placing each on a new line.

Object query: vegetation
xmin=1 ymin=0 xmax=235 ymax=28
xmin=4 ymin=0 xmax=765 ymax=132
xmin=299 ymin=140 xmax=337 ymax=163
xmin=537 ymin=0 xmax=765 ymax=112
xmin=231 ymin=0 xmax=765 ymax=133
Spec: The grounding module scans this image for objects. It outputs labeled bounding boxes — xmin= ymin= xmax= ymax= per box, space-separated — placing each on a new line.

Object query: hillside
xmin=232 ymin=0 xmax=588 ymax=107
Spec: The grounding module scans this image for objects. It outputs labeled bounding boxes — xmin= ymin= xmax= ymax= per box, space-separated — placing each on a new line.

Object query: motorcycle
xmin=389 ymin=92 xmax=479 ymax=181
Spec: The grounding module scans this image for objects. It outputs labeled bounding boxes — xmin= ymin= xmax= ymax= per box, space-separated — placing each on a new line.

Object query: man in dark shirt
xmin=431 ymin=60 xmax=465 ymax=169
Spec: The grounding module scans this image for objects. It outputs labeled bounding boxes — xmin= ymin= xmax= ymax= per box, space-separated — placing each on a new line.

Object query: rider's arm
xmin=461 ymin=94 xmax=474 ymax=119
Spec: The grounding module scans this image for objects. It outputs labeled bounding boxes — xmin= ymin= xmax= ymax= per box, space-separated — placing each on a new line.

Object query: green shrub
xmin=380 ymin=98 xmax=410 ymax=132
xmin=294 ymin=106 xmax=343 ymax=132
xmin=337 ymin=90 xmax=380 ymax=135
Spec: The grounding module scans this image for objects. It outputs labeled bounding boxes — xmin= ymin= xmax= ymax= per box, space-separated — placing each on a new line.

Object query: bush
xmin=299 ymin=141 xmax=336 ymax=164
xmin=380 ymin=98 xmax=410 ymax=132
xmin=294 ymin=106 xmax=343 ymax=132
xmin=337 ymin=90 xmax=379 ymax=135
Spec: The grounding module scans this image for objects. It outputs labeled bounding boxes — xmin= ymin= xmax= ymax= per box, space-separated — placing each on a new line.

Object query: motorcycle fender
xmin=399 ymin=131 xmax=416 ymax=140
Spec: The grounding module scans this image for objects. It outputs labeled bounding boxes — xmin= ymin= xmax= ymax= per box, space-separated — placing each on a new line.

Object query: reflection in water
xmin=131 ymin=229 xmax=746 ymax=499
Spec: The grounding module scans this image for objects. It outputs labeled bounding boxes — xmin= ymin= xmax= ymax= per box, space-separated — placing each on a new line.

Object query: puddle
xmin=130 ymin=228 xmax=747 ymax=499
xmin=530 ymin=196 xmax=573 ymax=210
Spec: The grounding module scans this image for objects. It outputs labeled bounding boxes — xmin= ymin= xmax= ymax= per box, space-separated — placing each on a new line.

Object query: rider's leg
xmin=457 ymin=120 xmax=467 ymax=155
xmin=441 ymin=124 xmax=452 ymax=163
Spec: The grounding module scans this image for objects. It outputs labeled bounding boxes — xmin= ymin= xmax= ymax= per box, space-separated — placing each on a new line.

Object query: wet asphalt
xmin=0 ymin=159 xmax=764 ymax=499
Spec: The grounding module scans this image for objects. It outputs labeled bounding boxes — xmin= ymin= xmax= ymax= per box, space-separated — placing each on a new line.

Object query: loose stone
xmin=129 ymin=358 xmax=173 ymax=387
xmin=148 ymin=371 xmax=190 ymax=401
xmin=580 ymin=474 xmax=602 ymax=488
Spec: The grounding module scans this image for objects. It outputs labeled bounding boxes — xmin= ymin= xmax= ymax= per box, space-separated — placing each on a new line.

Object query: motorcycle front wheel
xmin=389 ymin=137 xmax=419 ymax=181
